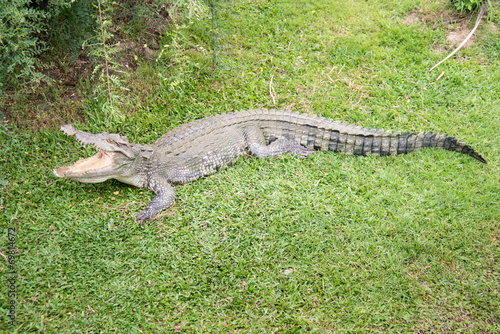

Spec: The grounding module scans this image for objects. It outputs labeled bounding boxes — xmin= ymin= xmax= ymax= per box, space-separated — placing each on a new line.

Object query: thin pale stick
xmin=429 ymin=3 xmax=486 ymax=72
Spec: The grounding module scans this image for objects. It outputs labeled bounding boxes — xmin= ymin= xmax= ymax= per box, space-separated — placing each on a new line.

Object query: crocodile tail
xmin=311 ymin=120 xmax=486 ymax=163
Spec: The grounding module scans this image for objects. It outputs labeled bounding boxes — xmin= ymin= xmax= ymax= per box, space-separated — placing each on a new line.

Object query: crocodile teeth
xmin=54 ymin=151 xmax=114 ymax=177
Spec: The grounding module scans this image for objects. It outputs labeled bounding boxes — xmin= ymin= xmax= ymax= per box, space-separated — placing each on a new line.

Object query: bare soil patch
xmin=447 ymin=29 xmax=474 ymax=48
xmin=403 ymin=12 xmax=421 ymax=25
xmin=2 ymin=54 xmax=92 ymax=131
xmin=403 ymin=3 xmax=490 ymax=53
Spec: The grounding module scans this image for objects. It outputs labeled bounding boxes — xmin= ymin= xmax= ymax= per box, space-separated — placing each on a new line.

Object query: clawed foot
xmin=135 ymin=210 xmax=154 ymax=225
xmin=134 ymin=182 xmax=175 ymax=224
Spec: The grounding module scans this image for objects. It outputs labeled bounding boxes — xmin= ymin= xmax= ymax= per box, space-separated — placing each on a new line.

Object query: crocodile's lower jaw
xmin=54 ymin=151 xmax=117 ymax=178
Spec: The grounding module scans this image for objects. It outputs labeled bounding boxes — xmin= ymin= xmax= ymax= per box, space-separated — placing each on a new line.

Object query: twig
xmin=209 ymin=0 xmax=217 ymax=73
xmin=337 ymin=64 xmax=345 ymax=75
xmin=97 ymin=0 xmax=111 ymax=98
xmin=429 ymin=3 xmax=486 ymax=72
xmin=436 ymin=71 xmax=445 ymax=81
xmin=104 ymin=295 xmax=116 ymax=303
xmin=269 ymin=75 xmax=276 ymax=105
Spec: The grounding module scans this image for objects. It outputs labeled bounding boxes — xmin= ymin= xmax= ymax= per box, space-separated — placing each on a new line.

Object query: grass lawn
xmin=1 ymin=0 xmax=499 ymax=332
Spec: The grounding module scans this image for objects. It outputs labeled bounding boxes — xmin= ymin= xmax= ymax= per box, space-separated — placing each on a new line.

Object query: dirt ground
xmin=403 ymin=2 xmax=497 ymax=51
xmin=2 ymin=0 xmax=173 ymax=131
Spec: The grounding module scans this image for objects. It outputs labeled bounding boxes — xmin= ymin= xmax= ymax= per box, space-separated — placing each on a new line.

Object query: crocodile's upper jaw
xmin=54 ymin=150 xmax=127 ymax=183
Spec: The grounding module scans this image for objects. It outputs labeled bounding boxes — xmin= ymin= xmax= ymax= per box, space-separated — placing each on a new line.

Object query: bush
xmin=46 ymin=0 xmax=97 ymax=57
xmin=0 ymin=0 xmax=48 ymax=91
xmin=0 ymin=0 xmax=210 ymax=116
xmin=451 ymin=0 xmax=490 ymax=12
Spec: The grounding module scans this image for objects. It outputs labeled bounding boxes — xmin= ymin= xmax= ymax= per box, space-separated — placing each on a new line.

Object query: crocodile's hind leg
xmin=243 ymin=126 xmax=316 ymax=158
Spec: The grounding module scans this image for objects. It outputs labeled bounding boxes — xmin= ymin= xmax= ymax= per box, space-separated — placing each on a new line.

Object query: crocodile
xmin=54 ymin=109 xmax=486 ymax=223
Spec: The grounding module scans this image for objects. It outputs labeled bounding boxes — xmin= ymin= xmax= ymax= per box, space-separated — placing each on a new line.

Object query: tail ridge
xmin=313 ymin=120 xmax=486 ymax=163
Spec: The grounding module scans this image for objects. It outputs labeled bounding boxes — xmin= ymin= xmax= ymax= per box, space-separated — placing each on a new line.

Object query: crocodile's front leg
xmin=135 ymin=177 xmax=175 ymax=223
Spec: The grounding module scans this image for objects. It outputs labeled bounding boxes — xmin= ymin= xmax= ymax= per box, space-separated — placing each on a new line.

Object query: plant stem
xmin=97 ymin=0 xmax=111 ymax=101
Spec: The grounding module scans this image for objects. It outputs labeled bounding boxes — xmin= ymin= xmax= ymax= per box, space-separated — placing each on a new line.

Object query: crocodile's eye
xmin=107 ymin=139 xmax=129 ymax=149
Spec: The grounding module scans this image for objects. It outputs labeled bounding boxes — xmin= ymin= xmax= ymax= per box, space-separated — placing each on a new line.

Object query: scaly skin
xmin=54 ymin=109 xmax=486 ymax=223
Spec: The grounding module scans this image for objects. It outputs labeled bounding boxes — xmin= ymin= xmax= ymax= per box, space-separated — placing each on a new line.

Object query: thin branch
xmin=436 ymin=71 xmax=445 ymax=81
xmin=209 ymin=0 xmax=217 ymax=72
xmin=97 ymin=0 xmax=111 ymax=99
xmin=429 ymin=3 xmax=486 ymax=72
xmin=269 ymin=75 xmax=276 ymax=105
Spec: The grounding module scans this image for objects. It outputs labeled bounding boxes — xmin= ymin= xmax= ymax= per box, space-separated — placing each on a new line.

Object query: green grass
xmin=1 ymin=0 xmax=500 ymax=332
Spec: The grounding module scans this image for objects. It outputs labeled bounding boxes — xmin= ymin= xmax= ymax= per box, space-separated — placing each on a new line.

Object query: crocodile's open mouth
xmin=54 ymin=151 xmax=119 ymax=177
